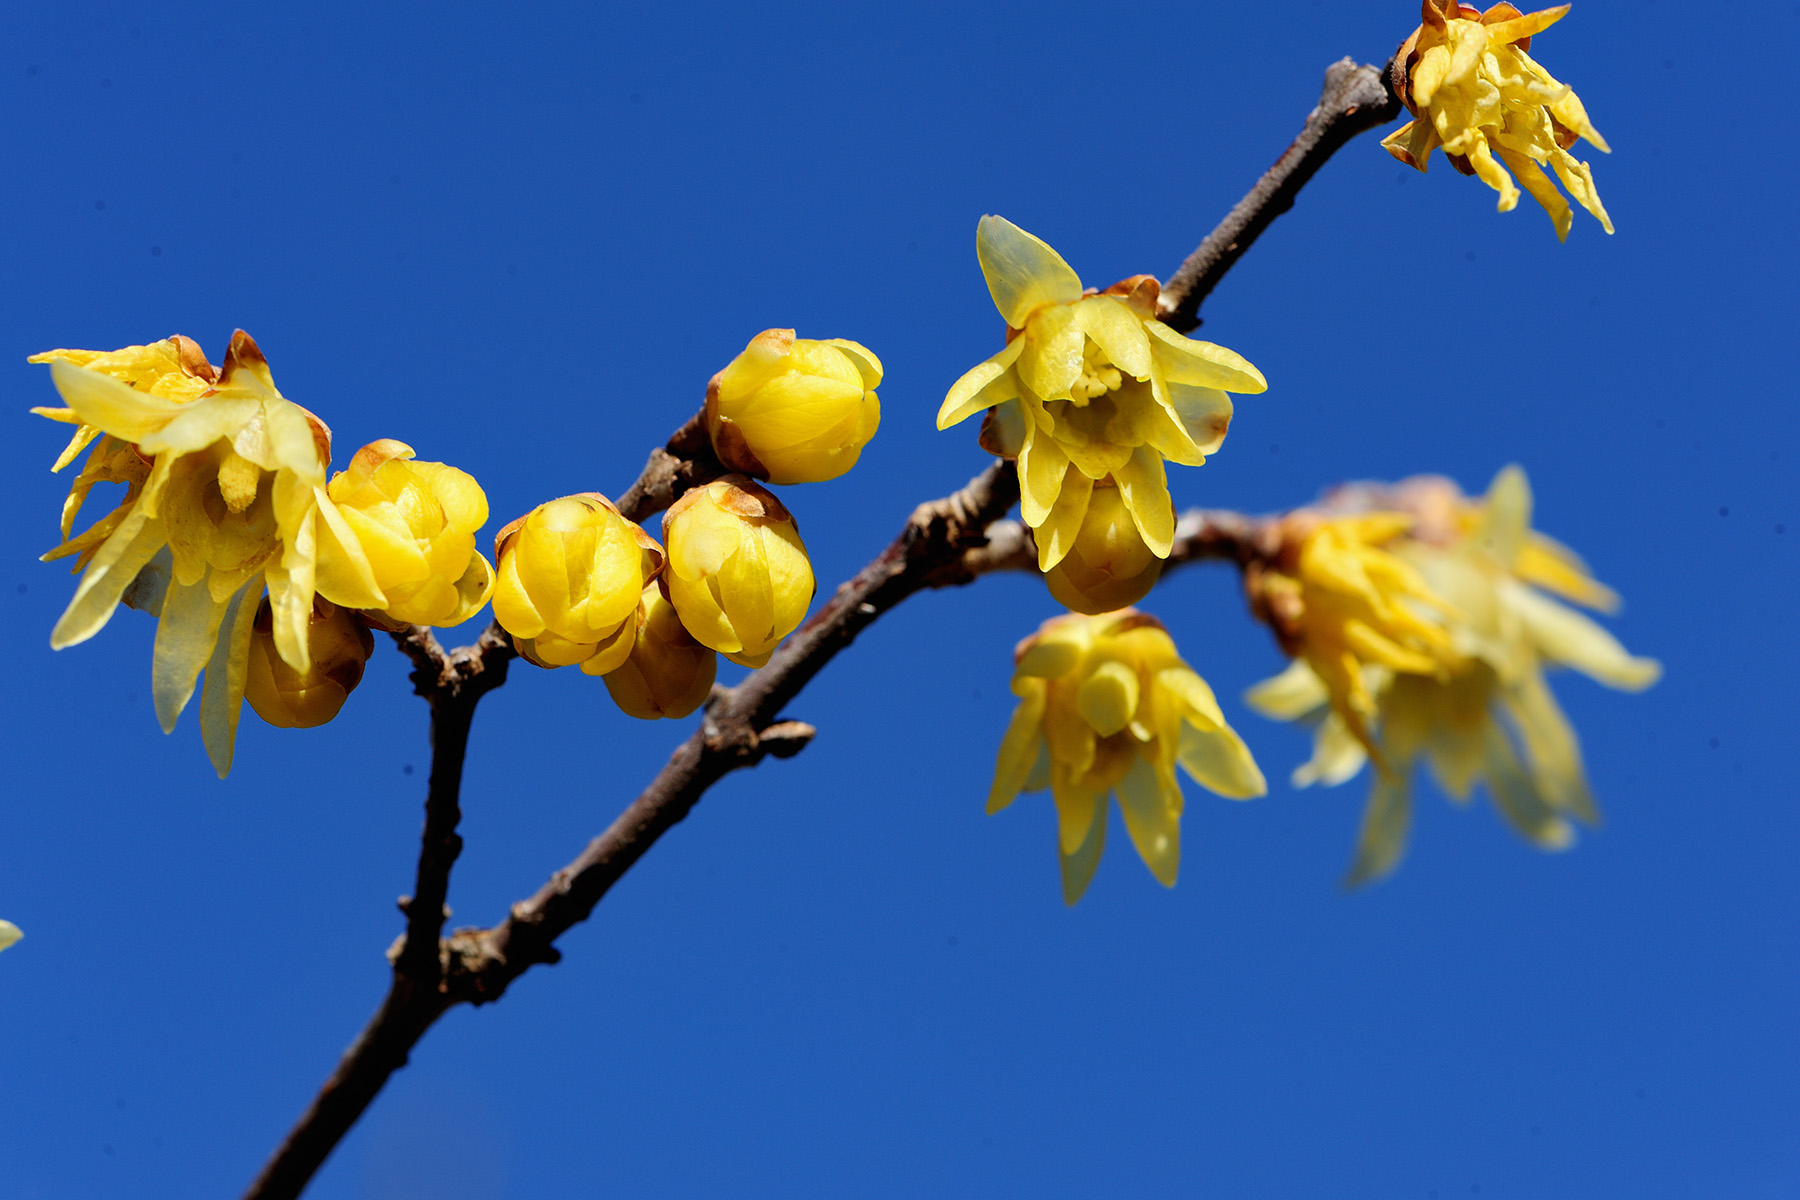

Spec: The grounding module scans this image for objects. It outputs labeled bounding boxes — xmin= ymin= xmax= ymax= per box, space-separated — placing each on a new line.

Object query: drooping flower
xmin=1383 ymin=1 xmax=1612 ymax=240
xmin=0 ymin=921 xmax=20 ymax=953
xmin=491 ymin=494 xmax=665 ymax=673
xmin=706 ymin=329 xmax=883 ymax=485
xmin=938 ymin=216 xmax=1266 ymax=567
xmin=601 ymin=582 xmax=718 ymax=719
xmin=244 ymin=597 xmax=375 ymax=728
xmin=662 ymin=476 xmax=814 ymax=669
xmin=32 ymin=332 xmax=384 ymax=776
xmin=326 ymin=439 xmax=494 ymax=627
xmin=1041 ymin=481 xmax=1166 ymax=615
xmin=1246 ymin=512 xmax=1461 ymax=759
xmin=1247 ymin=467 xmax=1659 ymax=884
xmin=990 ymin=610 xmax=1266 ymax=904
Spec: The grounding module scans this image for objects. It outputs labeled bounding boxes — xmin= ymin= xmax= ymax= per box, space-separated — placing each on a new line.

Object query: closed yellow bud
xmin=326 ymin=439 xmax=495 ymax=627
xmin=601 ymin=583 xmax=718 ymax=719
xmin=492 ymin=494 xmax=665 ymax=672
xmin=705 ymin=329 xmax=882 ymax=485
xmin=245 ymin=597 xmax=374 ymax=728
xmin=1042 ymin=481 xmax=1166 ymax=615
xmin=662 ymin=476 xmax=814 ymax=668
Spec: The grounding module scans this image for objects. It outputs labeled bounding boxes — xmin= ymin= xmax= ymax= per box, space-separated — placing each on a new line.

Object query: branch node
xmin=758 ymin=720 xmax=817 ymax=759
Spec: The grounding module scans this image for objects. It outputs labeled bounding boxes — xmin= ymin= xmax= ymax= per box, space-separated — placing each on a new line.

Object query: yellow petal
xmin=50 ymin=505 xmax=167 ymax=650
xmin=1244 ymin=659 xmax=1330 ymax=720
xmin=1073 ymin=297 xmax=1152 ymax=381
xmin=1057 ymin=788 xmax=1108 ymax=906
xmin=1343 ymin=770 xmax=1414 ymax=888
xmin=1015 ymin=303 xmax=1084 ymax=403
xmin=1505 ymin=584 xmax=1660 ymax=690
xmin=1480 ymin=722 xmax=1576 ymax=850
xmin=989 ymin=684 xmax=1048 ymax=813
xmin=1143 ymin=321 xmax=1267 ymax=393
xmin=1116 ymin=754 xmax=1180 ymax=887
xmin=1035 ymin=467 xmax=1093 ymax=572
xmin=1176 ymin=719 xmax=1267 ymax=800
xmin=152 ymin=571 xmax=233 ymax=733
xmin=1113 ymin=446 xmax=1174 ymax=558
xmin=199 ymin=578 xmax=261 ymax=778
xmin=1015 ymin=430 xmax=1070 ymax=528
xmin=45 ymin=361 xmax=183 ymax=442
xmin=976 ymin=214 xmax=1083 ymax=328
xmin=1292 ymin=712 xmax=1369 ymax=788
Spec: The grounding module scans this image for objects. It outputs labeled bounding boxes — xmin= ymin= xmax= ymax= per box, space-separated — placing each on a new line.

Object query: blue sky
xmin=1 ymin=2 xmax=1794 ymax=1197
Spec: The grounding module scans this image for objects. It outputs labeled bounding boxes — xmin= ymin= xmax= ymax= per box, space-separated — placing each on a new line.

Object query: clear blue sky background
xmin=1 ymin=3 xmax=1793 ymax=1197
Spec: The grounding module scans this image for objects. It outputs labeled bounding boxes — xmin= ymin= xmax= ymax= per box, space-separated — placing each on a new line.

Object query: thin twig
xmin=1158 ymin=58 xmax=1399 ymax=332
xmin=244 ymin=53 xmax=1383 ymax=1199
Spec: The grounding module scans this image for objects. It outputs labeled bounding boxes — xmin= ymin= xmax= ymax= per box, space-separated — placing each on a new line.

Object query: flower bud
xmin=326 ymin=439 xmax=494 ymax=627
xmin=662 ymin=476 xmax=814 ymax=668
xmin=601 ymin=582 xmax=718 ymax=718
xmin=705 ymin=329 xmax=882 ymax=485
xmin=491 ymin=494 xmax=665 ymax=672
xmin=1042 ymin=482 xmax=1165 ymax=615
xmin=245 ymin=597 xmax=374 ymax=728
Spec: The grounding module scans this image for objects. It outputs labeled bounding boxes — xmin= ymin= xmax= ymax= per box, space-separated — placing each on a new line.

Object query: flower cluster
xmin=1247 ymin=467 xmax=1659 ymax=884
xmin=33 ymin=333 xmax=493 ymax=775
xmin=1384 ymin=1 xmax=1612 ymax=240
xmin=939 ymin=216 xmax=1265 ymax=594
xmin=990 ymin=611 xmax=1266 ymax=903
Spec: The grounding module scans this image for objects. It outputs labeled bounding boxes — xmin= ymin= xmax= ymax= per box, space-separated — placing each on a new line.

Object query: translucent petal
xmin=989 ymin=686 xmax=1048 ymax=813
xmin=1055 ymin=789 xmax=1107 ymax=905
xmin=1166 ymin=383 xmax=1233 ymax=457
xmin=1343 ymin=770 xmax=1414 ymax=887
xmin=199 ymin=579 xmax=261 ymax=778
xmin=1481 ymin=722 xmax=1576 ymax=850
xmin=1176 ymin=719 xmax=1267 ymax=800
xmin=938 ymin=340 xmax=1025 ymax=430
xmin=1016 ymin=304 xmax=1084 ymax=403
xmin=1293 ymin=712 xmax=1370 ymax=788
xmin=50 ymin=506 xmax=166 ymax=649
xmin=1074 ymin=297 xmax=1152 ymax=380
xmin=1143 ymin=320 xmax=1267 ymax=393
xmin=46 ymin=361 xmax=182 ymax=443
xmin=1034 ymin=467 xmax=1092 ymax=572
xmin=1244 ymin=659 xmax=1330 ymax=720
xmin=1015 ymin=430 xmax=1070 ymax=528
xmin=1500 ymin=667 xmax=1597 ymax=823
xmin=1505 ymin=584 xmax=1660 ymax=690
xmin=1476 ymin=465 xmax=1531 ymax=565
xmin=1113 ymin=446 xmax=1173 ymax=558
xmin=1116 ymin=755 xmax=1180 ymax=886
xmin=976 ymin=214 xmax=1083 ymax=328
xmin=152 ymin=571 xmax=233 ymax=733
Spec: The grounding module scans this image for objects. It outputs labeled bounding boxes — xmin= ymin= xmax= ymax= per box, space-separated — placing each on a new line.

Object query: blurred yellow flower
xmin=0 ymin=921 xmax=20 ymax=953
xmin=706 ymin=329 xmax=882 ymax=485
xmin=990 ymin=610 xmax=1266 ymax=904
xmin=492 ymin=494 xmax=664 ymax=673
xmin=938 ymin=216 xmax=1265 ymax=566
xmin=662 ymin=476 xmax=814 ymax=669
xmin=244 ymin=597 xmax=375 ymax=728
xmin=1383 ymin=1 xmax=1612 ymax=240
xmin=1248 ymin=513 xmax=1460 ymax=759
xmin=1041 ymin=482 xmax=1165 ymax=615
xmin=1248 ymin=466 xmax=1659 ymax=884
xmin=32 ymin=331 xmax=384 ymax=776
xmin=601 ymin=583 xmax=718 ymax=720
xmin=326 ymin=439 xmax=494 ymax=627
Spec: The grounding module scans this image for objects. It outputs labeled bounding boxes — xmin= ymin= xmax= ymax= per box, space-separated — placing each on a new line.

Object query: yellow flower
xmin=662 ymin=476 xmax=814 ymax=669
xmin=326 ymin=439 xmax=494 ymax=627
xmin=30 ymin=335 xmax=218 ymax=472
xmin=601 ymin=582 xmax=719 ymax=719
xmin=1383 ymin=1 xmax=1612 ymax=240
xmin=33 ymin=331 xmax=384 ymax=776
xmin=491 ymin=494 xmax=665 ymax=673
xmin=989 ymin=610 xmax=1266 ymax=904
xmin=0 ymin=921 xmax=20 ymax=953
xmin=938 ymin=215 xmax=1266 ymax=569
xmin=1041 ymin=482 xmax=1166 ymax=615
xmin=1248 ymin=467 xmax=1659 ymax=885
xmin=1247 ymin=513 xmax=1461 ymax=759
xmin=244 ymin=597 xmax=375 ymax=728
xmin=706 ymin=329 xmax=883 ymax=485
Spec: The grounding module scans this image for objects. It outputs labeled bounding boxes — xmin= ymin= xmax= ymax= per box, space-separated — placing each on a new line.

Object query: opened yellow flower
xmin=326 ymin=439 xmax=494 ymax=627
xmin=1383 ymin=1 xmax=1612 ymax=240
xmin=1042 ymin=481 xmax=1166 ymax=615
xmin=492 ymin=494 xmax=664 ymax=673
xmin=938 ymin=216 xmax=1266 ymax=569
xmin=33 ymin=331 xmax=384 ymax=776
xmin=601 ymin=583 xmax=718 ymax=720
xmin=245 ymin=597 xmax=375 ymax=728
xmin=1248 ymin=467 xmax=1659 ymax=885
xmin=1247 ymin=513 xmax=1460 ymax=759
xmin=662 ymin=476 xmax=814 ymax=669
xmin=990 ymin=610 xmax=1266 ymax=904
xmin=706 ymin=329 xmax=883 ymax=485
xmin=0 ymin=921 xmax=20 ymax=953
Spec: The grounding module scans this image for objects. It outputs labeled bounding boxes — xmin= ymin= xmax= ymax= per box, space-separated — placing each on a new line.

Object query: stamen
xmin=216 ymin=449 xmax=262 ymax=514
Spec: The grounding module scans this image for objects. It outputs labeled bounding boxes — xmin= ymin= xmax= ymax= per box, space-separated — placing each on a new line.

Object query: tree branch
xmin=244 ymin=52 xmax=1386 ymax=1199
xmin=1157 ymin=58 xmax=1400 ymax=333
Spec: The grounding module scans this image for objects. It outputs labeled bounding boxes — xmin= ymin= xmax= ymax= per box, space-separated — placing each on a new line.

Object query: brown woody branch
xmin=244 ymin=53 xmax=1395 ymax=1200
xmin=1158 ymin=58 xmax=1400 ymax=333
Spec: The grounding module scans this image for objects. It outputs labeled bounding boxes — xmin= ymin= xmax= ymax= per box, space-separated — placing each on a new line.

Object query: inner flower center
xmin=1069 ymin=340 xmax=1122 ymax=405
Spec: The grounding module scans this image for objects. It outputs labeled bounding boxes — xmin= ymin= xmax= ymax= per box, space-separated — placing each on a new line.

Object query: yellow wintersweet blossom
xmin=1247 ymin=512 xmax=1461 ymax=759
xmin=244 ymin=597 xmax=375 ymax=728
xmin=706 ymin=329 xmax=883 ymax=485
xmin=662 ymin=476 xmax=814 ymax=669
xmin=1042 ymin=481 xmax=1166 ymax=616
xmin=938 ymin=216 xmax=1266 ymax=568
xmin=0 ymin=921 xmax=20 ymax=953
xmin=326 ymin=439 xmax=494 ymax=627
xmin=30 ymin=335 xmax=218 ymax=472
xmin=1248 ymin=467 xmax=1659 ymax=885
xmin=601 ymin=582 xmax=718 ymax=720
xmin=32 ymin=331 xmax=384 ymax=776
xmin=1383 ymin=1 xmax=1612 ymax=240
xmin=491 ymin=494 xmax=664 ymax=673
xmin=990 ymin=610 xmax=1266 ymax=904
